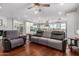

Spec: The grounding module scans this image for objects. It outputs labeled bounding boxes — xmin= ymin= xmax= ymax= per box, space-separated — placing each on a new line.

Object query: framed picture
xmin=0 ymin=19 xmax=2 ymax=26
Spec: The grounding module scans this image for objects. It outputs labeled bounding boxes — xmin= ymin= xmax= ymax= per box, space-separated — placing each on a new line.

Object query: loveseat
xmin=2 ymin=30 xmax=26 ymax=51
xmin=30 ymin=30 xmax=67 ymax=52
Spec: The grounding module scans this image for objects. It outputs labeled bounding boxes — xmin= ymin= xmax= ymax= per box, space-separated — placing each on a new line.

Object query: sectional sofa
xmin=30 ymin=30 xmax=67 ymax=52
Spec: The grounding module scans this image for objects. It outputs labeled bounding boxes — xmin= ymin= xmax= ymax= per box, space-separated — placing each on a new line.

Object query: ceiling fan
xmin=27 ymin=3 xmax=50 ymax=9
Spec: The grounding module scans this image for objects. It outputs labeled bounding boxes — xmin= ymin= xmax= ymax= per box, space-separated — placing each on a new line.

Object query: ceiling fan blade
xmin=27 ymin=3 xmax=50 ymax=9
xmin=27 ymin=6 xmax=33 ymax=9
xmin=40 ymin=4 xmax=50 ymax=7
xmin=34 ymin=3 xmax=40 ymax=6
xmin=27 ymin=5 xmax=36 ymax=9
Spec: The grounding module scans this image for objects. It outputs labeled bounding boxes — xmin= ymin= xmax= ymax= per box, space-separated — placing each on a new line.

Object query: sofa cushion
xmin=38 ymin=37 xmax=49 ymax=45
xmin=39 ymin=37 xmax=49 ymax=41
xmin=4 ymin=30 xmax=19 ymax=39
xmin=51 ymin=31 xmax=65 ymax=40
xmin=36 ymin=30 xmax=44 ymax=37
xmin=48 ymin=39 xmax=62 ymax=50
xmin=51 ymin=35 xmax=65 ymax=40
xmin=10 ymin=38 xmax=24 ymax=48
xmin=31 ymin=36 xmax=49 ymax=45
xmin=43 ymin=31 xmax=51 ymax=38
xmin=31 ymin=36 xmax=41 ymax=39
xmin=31 ymin=36 xmax=49 ymax=41
xmin=48 ymin=38 xmax=62 ymax=43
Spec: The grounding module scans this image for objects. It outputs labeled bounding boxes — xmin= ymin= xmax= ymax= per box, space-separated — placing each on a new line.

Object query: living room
xmin=0 ymin=3 xmax=79 ymax=56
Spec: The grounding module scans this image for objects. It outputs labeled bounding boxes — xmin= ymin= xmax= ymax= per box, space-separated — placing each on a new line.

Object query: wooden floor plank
xmin=0 ymin=42 xmax=79 ymax=56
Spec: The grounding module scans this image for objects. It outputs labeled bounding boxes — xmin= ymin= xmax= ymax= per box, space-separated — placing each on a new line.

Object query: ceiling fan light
xmin=34 ymin=10 xmax=39 ymax=14
xmin=58 ymin=12 xmax=62 ymax=15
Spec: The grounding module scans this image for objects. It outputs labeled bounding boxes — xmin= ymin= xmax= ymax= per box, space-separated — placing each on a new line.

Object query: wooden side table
xmin=0 ymin=36 xmax=3 ymax=50
xmin=69 ymin=37 xmax=79 ymax=51
xmin=26 ymin=33 xmax=33 ymax=41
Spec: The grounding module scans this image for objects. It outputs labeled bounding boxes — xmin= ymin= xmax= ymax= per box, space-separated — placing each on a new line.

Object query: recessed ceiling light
xmin=60 ymin=3 xmax=64 ymax=6
xmin=58 ymin=12 xmax=62 ymax=15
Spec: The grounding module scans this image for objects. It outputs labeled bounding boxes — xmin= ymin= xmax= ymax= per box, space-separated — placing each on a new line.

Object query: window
xmin=49 ymin=22 xmax=66 ymax=31
xmin=30 ymin=24 xmax=38 ymax=34
xmin=49 ymin=24 xmax=57 ymax=29
xmin=61 ymin=23 xmax=66 ymax=30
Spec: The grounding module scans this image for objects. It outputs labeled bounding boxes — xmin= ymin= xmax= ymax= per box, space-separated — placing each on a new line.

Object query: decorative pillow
xmin=51 ymin=31 xmax=65 ymax=40
xmin=43 ymin=31 xmax=51 ymax=38
xmin=36 ymin=30 xmax=44 ymax=37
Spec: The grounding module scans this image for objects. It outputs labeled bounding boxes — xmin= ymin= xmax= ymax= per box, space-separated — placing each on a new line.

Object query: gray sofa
xmin=2 ymin=30 xmax=26 ymax=51
xmin=30 ymin=30 xmax=67 ymax=52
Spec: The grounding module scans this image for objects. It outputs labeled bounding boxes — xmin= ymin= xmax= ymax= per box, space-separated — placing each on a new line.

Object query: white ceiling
xmin=0 ymin=3 xmax=78 ymax=23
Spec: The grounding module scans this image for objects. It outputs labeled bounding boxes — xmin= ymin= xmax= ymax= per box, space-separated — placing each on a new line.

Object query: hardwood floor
xmin=0 ymin=42 xmax=79 ymax=56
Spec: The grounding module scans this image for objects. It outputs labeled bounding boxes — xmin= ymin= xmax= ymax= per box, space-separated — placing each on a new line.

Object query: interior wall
xmin=0 ymin=16 xmax=11 ymax=30
xmin=77 ymin=7 xmax=79 ymax=29
xmin=6 ymin=19 xmax=13 ymax=30
xmin=63 ymin=11 xmax=78 ymax=45
xmin=76 ymin=7 xmax=79 ymax=47
xmin=13 ymin=20 xmax=26 ymax=35
xmin=25 ymin=22 xmax=33 ymax=34
xmin=66 ymin=12 xmax=77 ymax=37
